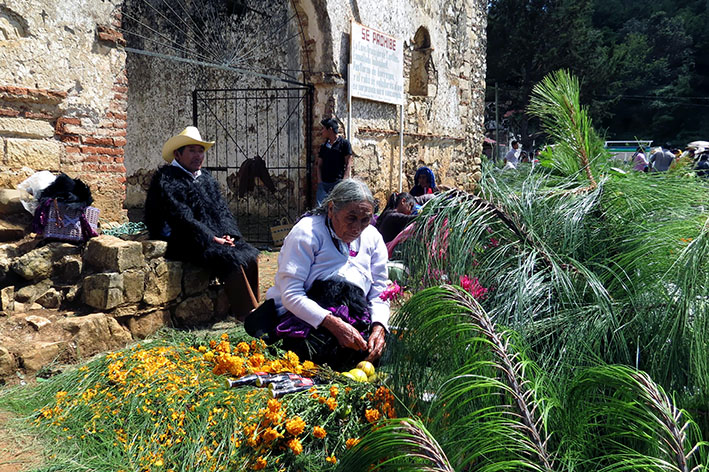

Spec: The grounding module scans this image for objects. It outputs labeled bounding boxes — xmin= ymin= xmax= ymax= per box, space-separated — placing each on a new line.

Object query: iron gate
xmin=192 ymin=86 xmax=313 ymax=247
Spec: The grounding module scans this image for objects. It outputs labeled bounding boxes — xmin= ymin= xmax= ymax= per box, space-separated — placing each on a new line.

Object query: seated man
xmin=144 ymin=126 xmax=260 ymax=319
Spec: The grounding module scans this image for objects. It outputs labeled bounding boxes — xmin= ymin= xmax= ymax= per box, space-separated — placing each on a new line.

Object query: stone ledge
xmin=0 ymin=235 xmax=234 ymax=384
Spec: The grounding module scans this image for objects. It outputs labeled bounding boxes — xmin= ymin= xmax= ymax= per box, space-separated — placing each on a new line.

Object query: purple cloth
xmin=32 ymin=198 xmax=97 ymax=241
xmin=275 ymin=304 xmax=371 ymax=339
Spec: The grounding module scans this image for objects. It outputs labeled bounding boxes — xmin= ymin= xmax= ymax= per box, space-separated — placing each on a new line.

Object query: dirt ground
xmin=0 ymin=250 xmax=281 ymax=472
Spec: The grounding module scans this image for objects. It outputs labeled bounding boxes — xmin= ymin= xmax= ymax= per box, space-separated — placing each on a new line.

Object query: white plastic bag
xmin=17 ymin=171 xmax=57 ymax=215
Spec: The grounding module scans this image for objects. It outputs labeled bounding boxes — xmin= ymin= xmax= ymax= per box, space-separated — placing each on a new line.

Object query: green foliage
xmin=487 ymin=0 xmax=709 ymax=146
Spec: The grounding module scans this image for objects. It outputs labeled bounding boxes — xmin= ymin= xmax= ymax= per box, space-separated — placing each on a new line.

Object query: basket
xmin=43 ymin=201 xmax=100 ymax=242
xmin=270 ymin=217 xmax=293 ymax=247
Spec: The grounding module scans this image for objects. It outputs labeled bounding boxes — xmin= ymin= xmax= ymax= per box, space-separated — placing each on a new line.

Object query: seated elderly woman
xmin=245 ymin=179 xmax=389 ymax=370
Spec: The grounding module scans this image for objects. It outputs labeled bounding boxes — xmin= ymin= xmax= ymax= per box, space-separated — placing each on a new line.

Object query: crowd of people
xmin=145 ymin=123 xmax=442 ymax=371
xmin=500 ymin=139 xmax=708 ymax=177
xmin=632 ymin=145 xmax=709 ymax=176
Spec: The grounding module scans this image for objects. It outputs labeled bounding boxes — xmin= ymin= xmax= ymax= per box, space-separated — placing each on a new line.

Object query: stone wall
xmin=0 ymin=0 xmax=127 ymax=222
xmin=123 ymin=0 xmax=487 ymax=215
xmin=0 ymin=232 xmax=235 ymax=383
xmin=294 ymin=0 xmax=487 ymax=203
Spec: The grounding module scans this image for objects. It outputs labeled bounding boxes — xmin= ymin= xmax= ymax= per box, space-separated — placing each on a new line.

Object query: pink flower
xmin=488 ymin=237 xmax=500 ymax=247
xmin=380 ymin=281 xmax=402 ymax=301
xmin=459 ymin=275 xmax=488 ymax=300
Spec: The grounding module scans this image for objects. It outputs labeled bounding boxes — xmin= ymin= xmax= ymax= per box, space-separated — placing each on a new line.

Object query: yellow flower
xmin=252 ymin=456 xmax=267 ymax=470
xmin=325 ymin=455 xmax=337 ymax=464
xmin=302 ymin=360 xmax=316 ymax=371
xmin=261 ymin=427 xmax=283 ymax=443
xmin=236 ymin=342 xmax=250 ymax=354
xmin=287 ymin=438 xmax=303 ymax=455
xmin=365 ymin=409 xmax=381 ymax=423
xmin=345 ymin=437 xmax=360 ymax=449
xmin=285 ymin=350 xmax=300 ymax=365
xmin=198 ymin=345 xmax=207 ymax=352
xmin=329 ymin=385 xmax=339 ymax=397
xmin=313 ymin=426 xmax=327 ymax=439
xmin=325 ymin=397 xmax=337 ymax=411
xmin=248 ymin=354 xmax=265 ymax=368
xmin=267 ymin=399 xmax=281 ymax=412
xmin=285 ymin=416 xmax=306 ymax=436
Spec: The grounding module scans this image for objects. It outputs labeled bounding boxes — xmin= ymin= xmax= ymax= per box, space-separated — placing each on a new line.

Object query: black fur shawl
xmin=144 ymin=165 xmax=259 ymax=276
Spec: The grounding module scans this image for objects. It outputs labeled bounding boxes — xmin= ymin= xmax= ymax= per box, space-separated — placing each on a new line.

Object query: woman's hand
xmin=321 ymin=315 xmax=367 ymax=351
xmin=365 ymin=323 xmax=386 ymax=362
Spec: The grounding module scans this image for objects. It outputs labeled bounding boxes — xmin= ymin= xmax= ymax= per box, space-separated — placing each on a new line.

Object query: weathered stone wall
xmin=122 ymin=0 xmax=306 ymax=214
xmin=0 ymin=0 xmax=486 ymax=227
xmin=0 ymin=0 xmax=127 ymax=222
xmin=123 ymin=0 xmax=487 ymax=215
xmin=299 ymin=0 xmax=487 ymax=204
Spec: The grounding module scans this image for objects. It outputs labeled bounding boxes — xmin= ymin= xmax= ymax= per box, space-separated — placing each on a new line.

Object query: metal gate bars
xmin=192 ymin=86 xmax=313 ymax=247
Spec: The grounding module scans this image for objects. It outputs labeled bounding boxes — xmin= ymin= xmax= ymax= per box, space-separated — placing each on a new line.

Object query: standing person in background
xmin=503 ymin=141 xmax=520 ymax=170
xmin=315 ymin=118 xmax=353 ymax=206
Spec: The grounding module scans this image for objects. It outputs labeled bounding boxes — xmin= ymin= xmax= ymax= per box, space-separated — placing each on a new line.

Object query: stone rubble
xmin=0 ymin=189 xmax=233 ymax=384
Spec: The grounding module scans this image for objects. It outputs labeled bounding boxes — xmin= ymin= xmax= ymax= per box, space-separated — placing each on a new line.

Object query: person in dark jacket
xmin=409 ymin=167 xmax=438 ymax=196
xmin=144 ymin=126 xmax=260 ymax=319
xmin=375 ymin=192 xmax=416 ymax=243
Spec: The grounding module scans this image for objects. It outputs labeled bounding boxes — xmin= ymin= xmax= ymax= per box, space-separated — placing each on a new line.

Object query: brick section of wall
xmin=54 ymin=70 xmax=128 ymax=221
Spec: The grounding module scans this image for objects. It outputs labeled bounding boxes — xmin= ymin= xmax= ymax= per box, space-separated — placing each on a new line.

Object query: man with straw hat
xmin=144 ymin=126 xmax=259 ymax=319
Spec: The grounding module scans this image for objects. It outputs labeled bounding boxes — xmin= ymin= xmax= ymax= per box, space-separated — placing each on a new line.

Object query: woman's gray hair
xmin=312 ymin=178 xmax=375 ymax=215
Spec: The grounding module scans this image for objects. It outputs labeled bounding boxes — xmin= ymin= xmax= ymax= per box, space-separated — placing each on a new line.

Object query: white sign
xmin=350 ymin=21 xmax=404 ymax=105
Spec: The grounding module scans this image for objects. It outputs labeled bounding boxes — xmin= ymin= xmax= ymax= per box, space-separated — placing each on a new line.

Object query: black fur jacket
xmin=144 ymin=165 xmax=259 ymax=276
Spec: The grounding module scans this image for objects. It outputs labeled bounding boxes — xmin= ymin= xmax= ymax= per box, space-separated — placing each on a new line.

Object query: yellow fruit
xmin=341 ymin=372 xmax=356 ymax=381
xmin=356 ymin=360 xmax=375 ymax=377
xmin=348 ymin=368 xmax=368 ymax=382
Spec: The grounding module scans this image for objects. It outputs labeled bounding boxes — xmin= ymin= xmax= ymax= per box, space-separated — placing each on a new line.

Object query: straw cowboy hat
xmin=161 ymin=126 xmax=215 ymax=162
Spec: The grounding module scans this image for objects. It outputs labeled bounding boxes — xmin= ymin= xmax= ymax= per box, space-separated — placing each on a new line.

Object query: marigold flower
xmin=248 ymin=353 xmax=265 ymax=368
xmin=345 ymin=437 xmax=360 ymax=449
xmin=313 ymin=426 xmax=327 ymax=439
xmin=261 ymin=427 xmax=283 ymax=443
xmin=302 ymin=360 xmax=316 ymax=371
xmin=285 ymin=351 xmax=300 ymax=366
xmin=329 ymin=385 xmax=339 ymax=397
xmin=252 ymin=456 xmax=267 ymax=470
xmin=365 ymin=408 xmax=381 ymax=423
xmin=325 ymin=455 xmax=337 ymax=464
xmin=285 ymin=416 xmax=306 ymax=436
xmin=267 ymin=399 xmax=281 ymax=412
xmin=287 ymin=438 xmax=303 ymax=455
xmin=236 ymin=342 xmax=250 ymax=354
xmin=325 ymin=397 xmax=337 ymax=411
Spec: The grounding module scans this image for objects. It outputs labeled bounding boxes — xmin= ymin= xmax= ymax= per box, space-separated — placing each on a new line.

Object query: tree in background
xmin=487 ymin=0 xmax=709 ymax=148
